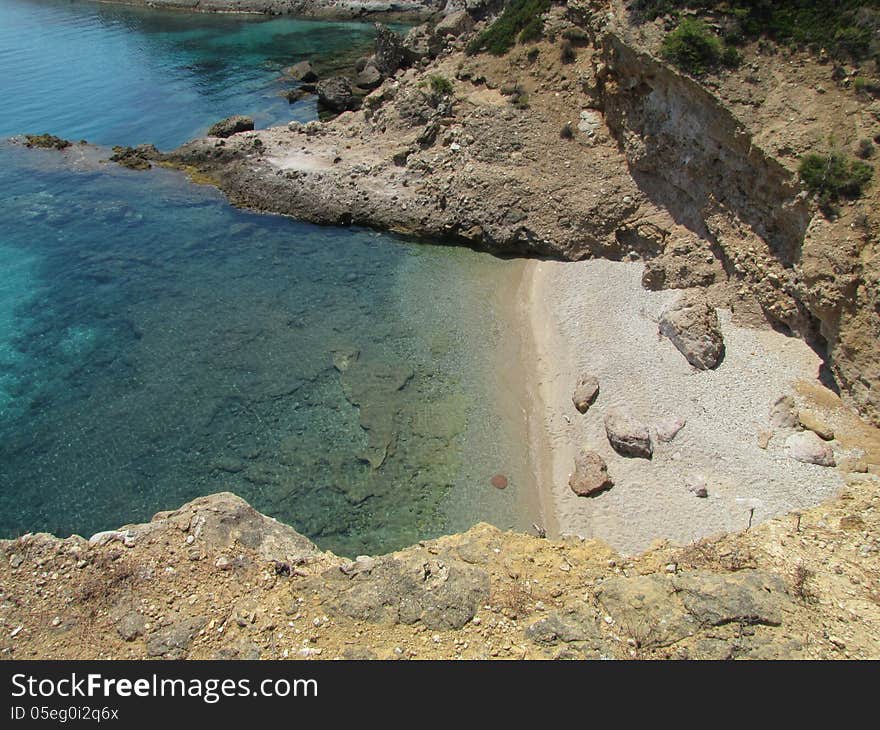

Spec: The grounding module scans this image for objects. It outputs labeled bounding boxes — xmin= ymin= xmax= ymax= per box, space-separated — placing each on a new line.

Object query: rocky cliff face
xmin=2 ymin=489 xmax=878 ymax=659
xmin=594 ymin=24 xmax=880 ymax=424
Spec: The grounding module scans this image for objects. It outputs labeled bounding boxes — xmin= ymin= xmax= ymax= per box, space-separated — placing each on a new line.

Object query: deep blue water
xmin=0 ymin=1 xmax=533 ymax=555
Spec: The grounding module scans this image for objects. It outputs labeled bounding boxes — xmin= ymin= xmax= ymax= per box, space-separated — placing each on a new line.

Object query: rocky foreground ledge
xmin=2 ymin=484 xmax=878 ymax=660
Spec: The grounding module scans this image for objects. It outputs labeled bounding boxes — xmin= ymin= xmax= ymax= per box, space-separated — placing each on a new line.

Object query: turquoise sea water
xmin=0 ymin=1 xmax=535 ymax=555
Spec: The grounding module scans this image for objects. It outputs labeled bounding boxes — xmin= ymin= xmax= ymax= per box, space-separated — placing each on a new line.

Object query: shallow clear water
xmin=0 ymin=1 xmax=535 ymax=555
xmin=0 ymin=0 xmax=400 ymax=149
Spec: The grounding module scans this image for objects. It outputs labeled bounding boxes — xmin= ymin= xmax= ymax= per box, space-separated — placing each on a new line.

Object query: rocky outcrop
xmin=207 ymin=115 xmax=254 ymax=138
xmin=2 ymin=488 xmax=879 ymax=659
xmin=658 ymin=291 xmax=725 ymax=370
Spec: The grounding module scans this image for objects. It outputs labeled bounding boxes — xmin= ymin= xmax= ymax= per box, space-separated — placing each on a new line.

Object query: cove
xmin=0 ymin=0 xmax=538 ymax=555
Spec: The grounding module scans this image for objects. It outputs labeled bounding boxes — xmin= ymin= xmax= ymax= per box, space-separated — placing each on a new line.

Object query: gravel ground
xmin=525 ymin=259 xmax=848 ymax=554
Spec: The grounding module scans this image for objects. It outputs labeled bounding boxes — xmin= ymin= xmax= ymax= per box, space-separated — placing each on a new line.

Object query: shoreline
xmin=87 ymin=0 xmax=441 ymax=22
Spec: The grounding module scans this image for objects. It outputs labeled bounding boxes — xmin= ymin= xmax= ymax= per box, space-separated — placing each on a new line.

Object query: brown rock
xmin=604 ymin=407 xmax=653 ymax=459
xmin=490 ymin=474 xmax=508 ymax=490
xmin=572 ymin=374 xmax=600 ymax=414
xmin=658 ymin=291 xmax=725 ymax=370
xmin=798 ymin=410 xmax=834 ymax=441
xmin=569 ymin=450 xmax=613 ymax=497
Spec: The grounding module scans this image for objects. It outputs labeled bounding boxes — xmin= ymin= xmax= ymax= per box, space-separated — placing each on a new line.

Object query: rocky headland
xmin=8 ymin=0 xmax=880 ymax=658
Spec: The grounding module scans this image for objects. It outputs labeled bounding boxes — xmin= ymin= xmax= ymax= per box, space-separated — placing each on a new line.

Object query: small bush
xmin=426 ymin=74 xmax=453 ymax=97
xmin=560 ymin=123 xmax=574 ymax=139
xmin=799 ymin=151 xmax=873 ymax=212
xmin=857 ymin=138 xmax=875 ymax=159
xmin=661 ymin=18 xmax=739 ymax=75
xmin=526 ymin=47 xmax=540 ymax=64
xmin=511 ymin=90 xmax=530 ymax=109
xmin=854 ymin=76 xmax=880 ymax=97
xmin=562 ymin=27 xmax=590 ymax=45
xmin=560 ymin=39 xmax=576 ymax=64
xmin=466 ymin=0 xmax=552 ymax=56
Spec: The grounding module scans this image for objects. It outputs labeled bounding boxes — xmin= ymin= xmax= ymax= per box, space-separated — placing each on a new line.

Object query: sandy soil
xmin=522 ymin=258 xmax=863 ymax=555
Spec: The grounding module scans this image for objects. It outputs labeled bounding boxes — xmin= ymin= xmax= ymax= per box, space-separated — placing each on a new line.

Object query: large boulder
xmin=569 ymin=450 xmax=613 ymax=497
xmin=434 ymin=10 xmax=474 ymax=39
xmin=374 ymin=23 xmax=414 ymax=76
xmin=658 ymin=292 xmax=725 ymax=370
xmin=785 ymin=431 xmax=836 ymax=466
xmin=355 ymin=62 xmax=383 ymax=90
xmin=316 ymin=76 xmax=357 ymax=113
xmin=604 ymin=407 xmax=653 ymax=459
xmin=207 ymin=115 xmax=254 ymax=138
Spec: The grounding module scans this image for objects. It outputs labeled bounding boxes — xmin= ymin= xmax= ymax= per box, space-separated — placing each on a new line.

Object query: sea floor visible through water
xmin=0 ymin=0 xmax=540 ymax=556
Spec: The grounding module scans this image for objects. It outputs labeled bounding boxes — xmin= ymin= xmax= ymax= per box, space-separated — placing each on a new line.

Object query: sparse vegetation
xmin=857 ymin=138 xmax=875 ymax=159
xmin=798 ymin=151 xmax=873 ymax=212
xmin=425 ymin=74 xmax=454 ymax=98
xmin=560 ymin=122 xmax=574 ymax=139
xmin=634 ymin=1 xmax=880 ymax=63
xmin=466 ymin=0 xmax=552 ymax=56
xmin=661 ymin=17 xmax=741 ymax=75
xmin=526 ymin=46 xmax=540 ymax=64
xmin=854 ymin=75 xmax=880 ymax=97
xmin=560 ymin=39 xmax=577 ymax=64
xmin=792 ymin=564 xmax=817 ymax=604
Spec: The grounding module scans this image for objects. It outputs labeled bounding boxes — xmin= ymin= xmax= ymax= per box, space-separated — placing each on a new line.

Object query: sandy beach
xmin=521 ymin=258 xmax=858 ymax=555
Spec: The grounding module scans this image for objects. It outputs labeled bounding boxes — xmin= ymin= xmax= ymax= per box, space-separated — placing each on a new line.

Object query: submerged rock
xmin=786 ymin=431 xmax=836 ymax=467
xmin=109 ymin=144 xmax=158 ymax=170
xmin=659 ymin=291 xmax=725 ymax=370
xmin=24 ymin=133 xmax=71 ymax=150
xmin=604 ymin=407 xmax=653 ymax=459
xmin=284 ymin=60 xmax=318 ymax=83
xmin=572 ymin=374 xmax=599 ymax=414
xmin=490 ymin=474 xmax=508 ymax=490
xmin=569 ymin=450 xmax=613 ymax=497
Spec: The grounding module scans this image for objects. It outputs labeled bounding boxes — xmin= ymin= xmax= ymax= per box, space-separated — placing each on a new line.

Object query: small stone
xmin=757 ymin=430 xmax=772 ymax=449
xmin=572 ymin=374 xmax=600 ymax=414
xmin=490 ymin=474 xmax=509 ymax=490
xmin=9 ymin=554 xmax=22 ymax=569
xmin=51 ymin=617 xmax=61 ymax=627
xmin=786 ymin=431 xmax=836 ymax=467
xmin=215 ymin=556 xmax=231 ymax=570
xmin=654 ymin=415 xmax=685 ymax=442
xmin=604 ymin=407 xmax=653 ymax=459
xmin=769 ymin=395 xmax=798 ymax=429
xmin=568 ymin=450 xmax=613 ymax=497
xmin=693 ymin=487 xmax=708 ymax=498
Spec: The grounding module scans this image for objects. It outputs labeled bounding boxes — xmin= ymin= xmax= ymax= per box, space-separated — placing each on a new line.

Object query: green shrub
xmin=633 ymin=1 xmax=880 ymax=63
xmin=854 ymin=76 xmax=880 ymax=97
xmin=661 ymin=18 xmax=739 ymax=75
xmin=466 ymin=0 xmax=552 ymax=56
xmin=425 ymin=74 xmax=453 ymax=97
xmin=526 ymin=47 xmax=540 ymax=63
xmin=562 ymin=27 xmax=590 ymax=45
xmin=560 ymin=39 xmax=576 ymax=64
xmin=799 ymin=152 xmax=873 ymax=211
xmin=560 ymin=123 xmax=574 ymax=139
